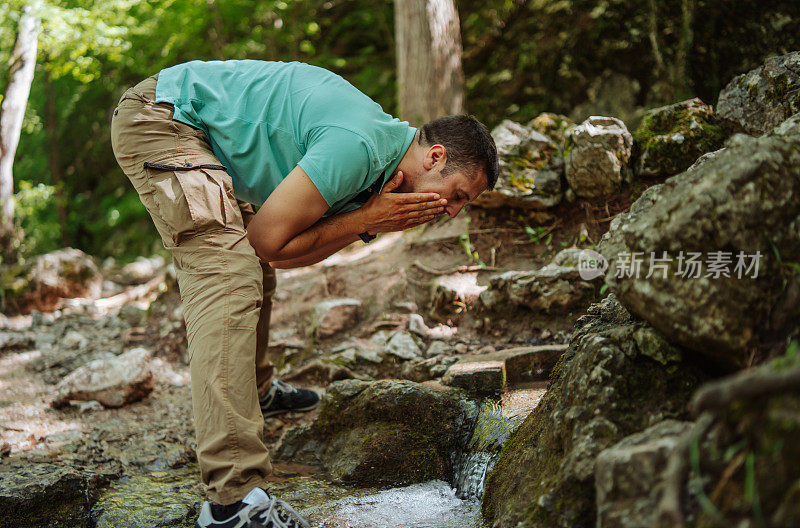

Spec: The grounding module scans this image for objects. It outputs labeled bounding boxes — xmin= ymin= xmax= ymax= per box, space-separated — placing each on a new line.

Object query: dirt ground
xmin=0 ymin=203 xmax=613 ymax=498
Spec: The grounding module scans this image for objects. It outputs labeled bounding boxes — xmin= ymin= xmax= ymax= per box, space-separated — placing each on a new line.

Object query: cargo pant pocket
xmin=145 ymin=162 xmax=230 ymax=246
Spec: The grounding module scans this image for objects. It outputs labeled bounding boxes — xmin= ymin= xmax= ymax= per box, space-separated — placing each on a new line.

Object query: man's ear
xmin=423 ymin=144 xmax=447 ymax=171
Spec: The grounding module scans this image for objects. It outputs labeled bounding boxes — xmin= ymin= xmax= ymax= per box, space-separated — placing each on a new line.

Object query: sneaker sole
xmin=261 ymin=402 xmax=319 ymax=418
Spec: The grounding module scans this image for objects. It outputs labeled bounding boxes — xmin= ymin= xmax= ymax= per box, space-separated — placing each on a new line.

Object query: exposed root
xmin=657 ymin=412 xmax=715 ymax=527
xmin=689 ymin=364 xmax=800 ymax=415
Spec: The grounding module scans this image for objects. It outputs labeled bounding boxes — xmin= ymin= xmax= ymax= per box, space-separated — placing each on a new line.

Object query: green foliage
xmin=2 ymin=0 xmax=799 ymax=261
xmin=12 ymin=180 xmax=62 ymax=259
xmin=524 ymin=225 xmax=552 ymax=245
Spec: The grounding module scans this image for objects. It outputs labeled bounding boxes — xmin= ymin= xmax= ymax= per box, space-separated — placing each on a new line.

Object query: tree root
xmin=657 ymin=412 xmax=715 ymax=527
xmin=689 ymin=363 xmax=800 ymax=415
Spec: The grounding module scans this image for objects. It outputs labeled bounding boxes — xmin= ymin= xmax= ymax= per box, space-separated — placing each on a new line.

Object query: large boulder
xmin=0 ymin=461 xmax=117 ymax=528
xmin=717 ymin=51 xmax=800 ymax=136
xmin=276 ymin=379 xmax=469 ymax=487
xmin=1 ymin=248 xmax=102 ymax=314
xmin=53 ymin=347 xmax=154 ymax=408
xmin=479 ymin=248 xmax=600 ymax=314
xmin=481 ymin=295 xmax=706 ymax=528
xmin=564 ymin=116 xmax=633 ymax=198
xmin=473 ymin=120 xmax=564 ymax=211
xmin=599 ymin=114 xmax=800 ymax=368
xmin=632 ymin=98 xmax=728 ymax=177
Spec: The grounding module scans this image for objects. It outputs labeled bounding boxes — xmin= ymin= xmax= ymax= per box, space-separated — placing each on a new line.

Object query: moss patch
xmin=633 ymin=98 xmax=729 ymax=177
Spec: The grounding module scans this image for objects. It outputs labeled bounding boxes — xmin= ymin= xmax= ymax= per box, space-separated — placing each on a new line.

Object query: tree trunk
xmin=0 ymin=6 xmax=41 ymax=245
xmin=395 ymin=0 xmax=465 ymax=125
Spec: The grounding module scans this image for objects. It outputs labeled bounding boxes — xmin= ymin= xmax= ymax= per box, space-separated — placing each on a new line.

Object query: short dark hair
xmin=418 ymin=115 xmax=499 ymax=191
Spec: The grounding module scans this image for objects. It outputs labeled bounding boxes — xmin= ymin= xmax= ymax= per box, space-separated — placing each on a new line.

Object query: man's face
xmin=401 ymin=143 xmax=487 ymax=218
xmin=411 ymin=168 xmax=487 ymax=218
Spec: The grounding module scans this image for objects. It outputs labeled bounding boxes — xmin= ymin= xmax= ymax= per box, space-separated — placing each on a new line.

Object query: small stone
xmin=425 ymin=341 xmax=451 ymax=358
xmin=53 ymin=347 xmax=154 ymax=408
xmin=385 ymin=332 xmax=422 ymax=360
xmin=407 ymin=314 xmax=430 ymax=336
xmin=62 ymin=330 xmax=88 ymax=349
xmin=442 ymin=361 xmax=506 ymax=394
xmin=308 ymin=298 xmax=362 ymax=339
xmin=77 ymin=400 xmax=105 ymax=413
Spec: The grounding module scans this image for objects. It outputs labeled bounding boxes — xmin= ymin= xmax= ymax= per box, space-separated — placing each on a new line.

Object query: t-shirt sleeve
xmin=297 ymin=127 xmax=373 ymax=207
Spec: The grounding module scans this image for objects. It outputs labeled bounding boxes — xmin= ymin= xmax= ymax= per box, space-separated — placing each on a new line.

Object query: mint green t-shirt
xmin=154 ymin=60 xmax=416 ymax=214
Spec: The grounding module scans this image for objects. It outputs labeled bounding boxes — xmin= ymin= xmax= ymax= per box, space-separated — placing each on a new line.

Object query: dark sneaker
xmin=259 ymin=379 xmax=320 ymax=418
xmin=195 ymin=487 xmax=311 ymax=528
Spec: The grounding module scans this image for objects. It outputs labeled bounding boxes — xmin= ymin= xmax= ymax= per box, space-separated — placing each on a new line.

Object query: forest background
xmin=1 ymin=0 xmax=798 ymax=263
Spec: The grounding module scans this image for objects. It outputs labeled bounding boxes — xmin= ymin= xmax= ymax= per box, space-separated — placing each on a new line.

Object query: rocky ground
xmin=1 ymin=51 xmax=799 ymax=528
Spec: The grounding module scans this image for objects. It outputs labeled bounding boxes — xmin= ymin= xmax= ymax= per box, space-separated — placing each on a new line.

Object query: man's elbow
xmin=247 ymin=231 xmax=279 ymax=262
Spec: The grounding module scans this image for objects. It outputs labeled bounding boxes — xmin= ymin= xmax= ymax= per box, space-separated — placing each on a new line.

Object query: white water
xmin=304 ymin=480 xmax=482 ymax=528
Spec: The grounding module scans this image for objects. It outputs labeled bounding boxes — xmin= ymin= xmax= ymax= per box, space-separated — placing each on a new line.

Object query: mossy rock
xmin=632 ymin=98 xmax=728 ymax=178
xmin=90 ymin=466 xmax=201 ymax=528
xmin=481 ymin=295 xmax=707 ymax=528
xmin=717 ymin=51 xmax=800 ymax=137
xmin=0 ymin=461 xmax=119 ymax=528
xmin=277 ymin=379 xmax=470 ymax=487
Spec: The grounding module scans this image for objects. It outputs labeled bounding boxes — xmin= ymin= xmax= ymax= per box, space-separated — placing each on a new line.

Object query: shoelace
xmin=260 ymin=379 xmax=298 ymax=409
xmin=272 ymin=379 xmax=298 ymax=394
xmin=249 ymin=495 xmax=311 ymax=528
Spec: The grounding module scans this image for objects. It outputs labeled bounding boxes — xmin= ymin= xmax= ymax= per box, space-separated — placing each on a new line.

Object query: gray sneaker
xmin=195 ymin=487 xmax=311 ymax=528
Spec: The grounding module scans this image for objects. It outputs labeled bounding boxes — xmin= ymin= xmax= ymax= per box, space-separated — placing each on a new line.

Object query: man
xmin=110 ymin=59 xmax=499 ymax=528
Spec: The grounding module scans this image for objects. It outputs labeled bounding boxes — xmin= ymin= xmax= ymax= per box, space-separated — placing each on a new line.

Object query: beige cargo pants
xmin=110 ymin=75 xmax=276 ymax=505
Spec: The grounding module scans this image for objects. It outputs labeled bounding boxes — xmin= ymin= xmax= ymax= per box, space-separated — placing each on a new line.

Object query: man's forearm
xmin=252 ymin=207 xmax=365 ymax=262
xmin=269 ymin=232 xmax=360 ymax=269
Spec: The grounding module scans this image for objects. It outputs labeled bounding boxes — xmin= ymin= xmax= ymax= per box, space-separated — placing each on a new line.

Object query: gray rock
xmin=482 ymin=295 xmax=706 ymax=528
xmin=599 ymin=113 xmax=800 ymax=367
xmin=425 ymin=340 xmax=452 ymax=358
xmin=276 ymin=379 xmax=468 ymax=486
xmin=53 ymin=347 xmax=154 ymax=408
xmin=565 ymin=116 xmax=633 ymax=198
xmin=632 ymin=98 xmax=728 ymax=177
xmin=476 ymin=120 xmax=564 ymax=210
xmin=407 ymin=313 xmax=430 ymax=336
xmin=308 ymin=298 xmax=361 ymax=339
xmin=595 ymin=420 xmax=693 ymax=528
xmin=0 ymin=461 xmax=117 ymax=528
xmin=442 ymin=360 xmax=506 ymax=394
xmin=479 ymin=248 xmax=599 ymax=314
xmin=717 ymin=51 xmax=800 ymax=136
xmin=385 ymin=331 xmax=422 ymax=360
xmin=527 ymin=112 xmax=575 ymax=149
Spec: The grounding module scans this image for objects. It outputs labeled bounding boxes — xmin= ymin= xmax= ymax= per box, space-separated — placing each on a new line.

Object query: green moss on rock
xmin=633 ymin=98 xmax=729 ymax=178
xmin=278 ymin=379 xmax=470 ymax=488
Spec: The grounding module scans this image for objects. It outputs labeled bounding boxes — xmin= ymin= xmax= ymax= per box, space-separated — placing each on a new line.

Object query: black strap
xmin=143 ymin=161 xmax=227 ymax=171
xmin=348 ymin=171 xmax=387 ymax=206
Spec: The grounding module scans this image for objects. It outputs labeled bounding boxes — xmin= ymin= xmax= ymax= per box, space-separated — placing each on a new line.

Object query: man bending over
xmin=110 ymin=59 xmax=499 ymax=528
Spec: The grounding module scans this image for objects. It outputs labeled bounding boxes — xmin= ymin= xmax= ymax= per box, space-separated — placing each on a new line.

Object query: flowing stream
xmin=302 ymin=393 xmax=537 ymax=528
